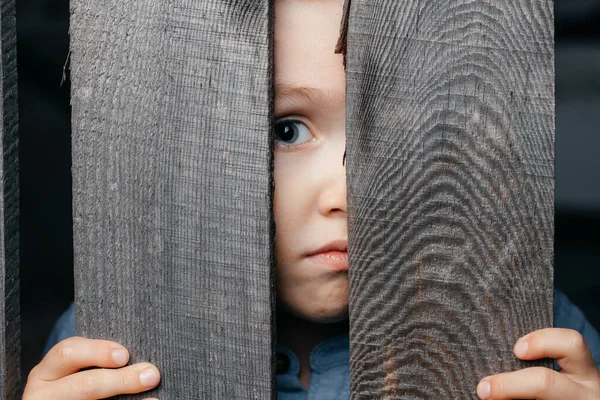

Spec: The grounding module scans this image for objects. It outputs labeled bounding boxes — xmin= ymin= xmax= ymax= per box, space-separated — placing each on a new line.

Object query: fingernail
xmin=140 ymin=368 xmax=160 ymax=387
xmin=514 ymin=340 xmax=528 ymax=357
xmin=111 ymin=349 xmax=128 ymax=365
xmin=477 ymin=380 xmax=490 ymax=399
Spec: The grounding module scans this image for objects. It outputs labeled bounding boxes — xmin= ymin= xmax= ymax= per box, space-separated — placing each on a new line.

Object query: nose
xmin=317 ymin=147 xmax=347 ymax=216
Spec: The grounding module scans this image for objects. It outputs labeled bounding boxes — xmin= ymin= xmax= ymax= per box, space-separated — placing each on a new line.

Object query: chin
xmin=276 ymin=275 xmax=350 ymax=323
xmin=311 ymin=309 xmax=349 ymax=324
xmin=290 ymin=302 xmax=349 ymax=324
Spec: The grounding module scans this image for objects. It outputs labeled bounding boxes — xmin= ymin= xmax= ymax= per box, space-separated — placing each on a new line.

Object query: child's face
xmin=273 ymin=0 xmax=348 ymax=322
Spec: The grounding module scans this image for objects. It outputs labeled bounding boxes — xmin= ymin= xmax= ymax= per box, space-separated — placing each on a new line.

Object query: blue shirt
xmin=44 ymin=291 xmax=600 ymax=399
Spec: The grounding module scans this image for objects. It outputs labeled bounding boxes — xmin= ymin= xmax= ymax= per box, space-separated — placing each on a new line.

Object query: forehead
xmin=274 ymin=0 xmax=346 ymax=91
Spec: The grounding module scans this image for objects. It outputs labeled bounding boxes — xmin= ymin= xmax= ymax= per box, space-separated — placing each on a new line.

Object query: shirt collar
xmin=309 ymin=333 xmax=350 ymax=371
xmin=276 ymin=333 xmax=350 ymax=374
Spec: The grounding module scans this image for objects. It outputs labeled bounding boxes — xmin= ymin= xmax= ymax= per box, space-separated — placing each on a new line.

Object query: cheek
xmin=273 ymin=169 xmax=298 ymax=225
xmin=273 ymin=153 xmax=311 ymax=252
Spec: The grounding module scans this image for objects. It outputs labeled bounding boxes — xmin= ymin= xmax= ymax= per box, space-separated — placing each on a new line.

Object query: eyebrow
xmin=274 ymin=83 xmax=344 ymax=106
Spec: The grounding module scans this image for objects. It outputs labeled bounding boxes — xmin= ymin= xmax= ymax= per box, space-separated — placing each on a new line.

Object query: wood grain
xmin=345 ymin=0 xmax=554 ymax=398
xmin=70 ymin=0 xmax=275 ymax=398
xmin=0 ymin=0 xmax=19 ymax=395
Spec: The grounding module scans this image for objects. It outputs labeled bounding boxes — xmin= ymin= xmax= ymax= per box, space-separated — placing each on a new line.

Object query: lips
xmin=305 ymin=240 xmax=349 ymax=272
xmin=306 ymin=239 xmax=348 ymax=257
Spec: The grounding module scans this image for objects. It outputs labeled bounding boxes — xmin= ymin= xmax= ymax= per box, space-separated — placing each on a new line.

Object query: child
xmin=24 ymin=0 xmax=600 ymax=399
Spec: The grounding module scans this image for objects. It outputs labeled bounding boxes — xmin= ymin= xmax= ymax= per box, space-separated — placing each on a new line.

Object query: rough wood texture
xmin=345 ymin=0 xmax=554 ymax=398
xmin=0 ymin=0 xmax=19 ymax=395
xmin=70 ymin=0 xmax=275 ymax=398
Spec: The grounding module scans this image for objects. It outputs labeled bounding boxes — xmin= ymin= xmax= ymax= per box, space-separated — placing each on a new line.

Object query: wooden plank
xmin=0 ymin=0 xmax=20 ymax=394
xmin=70 ymin=0 xmax=275 ymax=398
xmin=345 ymin=0 xmax=554 ymax=398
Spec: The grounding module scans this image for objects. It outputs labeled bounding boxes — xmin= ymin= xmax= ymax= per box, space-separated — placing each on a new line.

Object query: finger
xmin=514 ymin=328 xmax=597 ymax=377
xmin=31 ymin=337 xmax=130 ymax=381
xmin=49 ymin=362 xmax=160 ymax=400
xmin=477 ymin=367 xmax=578 ymax=400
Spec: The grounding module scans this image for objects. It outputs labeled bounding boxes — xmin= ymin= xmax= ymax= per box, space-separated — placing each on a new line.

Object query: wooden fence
xmin=1 ymin=0 xmax=554 ymax=398
xmin=345 ymin=1 xmax=554 ymax=397
xmin=1 ymin=0 xmax=20 ymax=396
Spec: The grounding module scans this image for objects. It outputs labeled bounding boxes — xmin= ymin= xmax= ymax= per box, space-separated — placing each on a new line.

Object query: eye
xmin=274 ymin=119 xmax=314 ymax=147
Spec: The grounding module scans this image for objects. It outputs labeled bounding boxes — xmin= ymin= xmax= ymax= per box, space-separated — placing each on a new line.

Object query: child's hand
xmin=477 ymin=328 xmax=600 ymax=399
xmin=23 ymin=336 xmax=161 ymax=400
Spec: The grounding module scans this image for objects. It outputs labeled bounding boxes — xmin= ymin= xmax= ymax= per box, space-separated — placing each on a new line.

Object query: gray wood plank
xmin=0 ymin=0 xmax=20 ymax=395
xmin=70 ymin=0 xmax=275 ymax=398
xmin=345 ymin=0 xmax=554 ymax=398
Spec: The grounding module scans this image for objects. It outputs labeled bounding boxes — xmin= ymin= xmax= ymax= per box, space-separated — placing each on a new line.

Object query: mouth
xmin=306 ymin=240 xmax=348 ymax=271
xmin=306 ymin=239 xmax=348 ymax=256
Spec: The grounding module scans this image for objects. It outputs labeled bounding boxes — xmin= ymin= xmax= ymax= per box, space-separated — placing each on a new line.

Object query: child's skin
xmin=23 ymin=0 xmax=600 ymax=399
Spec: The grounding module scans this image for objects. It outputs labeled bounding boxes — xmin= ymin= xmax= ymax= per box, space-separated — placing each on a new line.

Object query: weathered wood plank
xmin=70 ymin=0 xmax=275 ymax=398
xmin=346 ymin=0 xmax=554 ymax=398
xmin=0 ymin=0 xmax=20 ymax=394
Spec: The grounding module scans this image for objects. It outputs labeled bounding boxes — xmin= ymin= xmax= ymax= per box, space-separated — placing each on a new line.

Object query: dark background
xmin=17 ymin=0 xmax=600 ymax=375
